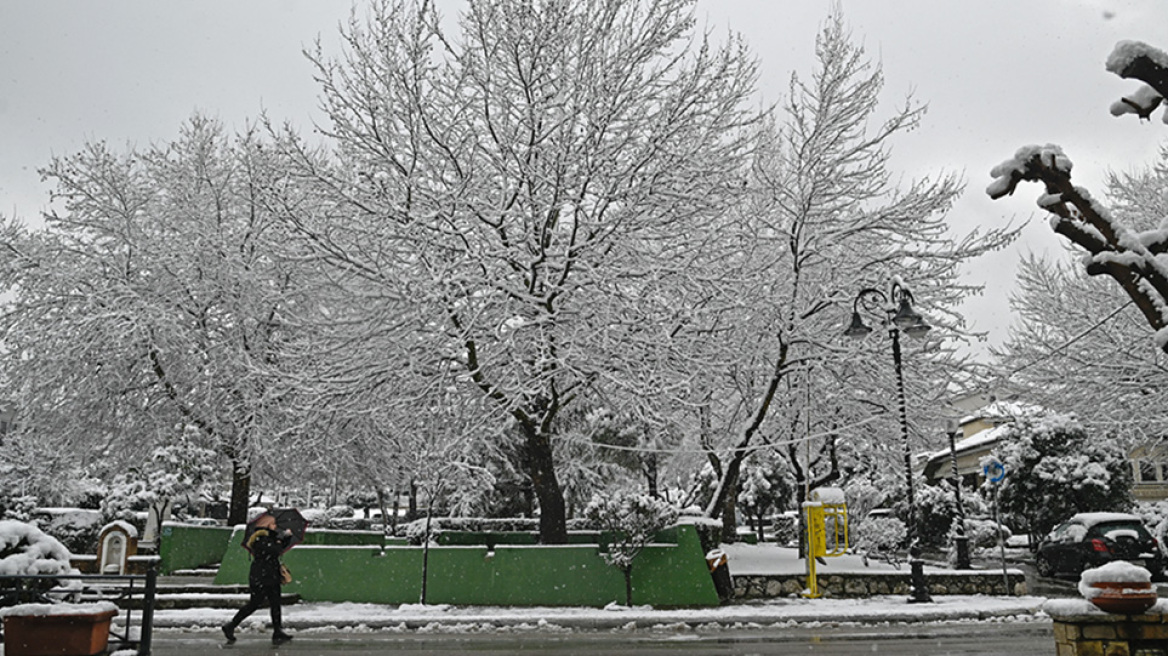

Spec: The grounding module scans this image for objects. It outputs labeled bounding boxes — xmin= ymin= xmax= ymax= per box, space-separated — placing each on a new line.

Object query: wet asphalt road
xmin=141 ymin=621 xmax=1055 ymax=655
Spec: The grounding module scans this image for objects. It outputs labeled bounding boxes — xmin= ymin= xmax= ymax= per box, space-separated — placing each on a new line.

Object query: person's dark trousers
xmin=226 ymin=584 xmax=282 ymax=632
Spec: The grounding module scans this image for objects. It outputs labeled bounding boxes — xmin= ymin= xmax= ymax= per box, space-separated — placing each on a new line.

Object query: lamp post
xmin=947 ymin=419 xmax=971 ymax=570
xmin=845 ymin=280 xmax=933 ymax=603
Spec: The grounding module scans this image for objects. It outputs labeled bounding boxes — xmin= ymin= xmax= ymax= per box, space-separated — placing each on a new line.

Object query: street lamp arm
xmin=852 ymin=287 xmax=889 ymax=315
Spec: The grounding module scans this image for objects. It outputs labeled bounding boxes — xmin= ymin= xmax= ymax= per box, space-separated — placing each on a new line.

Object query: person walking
xmin=222 ymin=514 xmax=294 ymax=645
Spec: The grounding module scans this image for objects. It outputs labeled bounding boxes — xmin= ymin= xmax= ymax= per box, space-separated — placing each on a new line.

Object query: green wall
xmin=214 ymin=524 xmax=718 ymax=607
xmin=157 ymin=523 xmax=235 ymax=574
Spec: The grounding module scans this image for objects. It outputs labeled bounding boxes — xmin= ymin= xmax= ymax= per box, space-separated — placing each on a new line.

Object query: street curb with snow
xmin=144 ymin=596 xmax=1051 ymax=633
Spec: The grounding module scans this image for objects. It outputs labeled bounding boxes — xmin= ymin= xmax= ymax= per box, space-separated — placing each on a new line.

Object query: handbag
xmin=279 ymin=563 xmax=292 ymax=585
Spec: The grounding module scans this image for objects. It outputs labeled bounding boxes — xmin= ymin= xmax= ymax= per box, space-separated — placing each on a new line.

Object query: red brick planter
xmin=1 ymin=607 xmax=117 ymax=656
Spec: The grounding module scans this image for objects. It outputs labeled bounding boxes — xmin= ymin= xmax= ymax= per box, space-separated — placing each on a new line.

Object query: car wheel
xmin=1035 ymin=553 xmax=1055 ymax=578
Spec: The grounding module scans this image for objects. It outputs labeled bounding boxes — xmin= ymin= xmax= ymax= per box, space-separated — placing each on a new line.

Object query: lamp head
xmin=902 ymin=320 xmax=932 ymax=339
xmin=844 ymin=311 xmax=872 ymax=339
xmin=891 ymin=296 xmax=923 ymax=330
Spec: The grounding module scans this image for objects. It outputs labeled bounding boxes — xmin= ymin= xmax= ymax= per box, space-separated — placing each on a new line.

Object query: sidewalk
xmin=144 ymin=593 xmax=1051 ymax=633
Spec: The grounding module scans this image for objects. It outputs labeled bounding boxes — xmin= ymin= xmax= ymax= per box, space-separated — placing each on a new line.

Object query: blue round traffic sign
xmin=983 ymin=461 xmax=1006 ymax=483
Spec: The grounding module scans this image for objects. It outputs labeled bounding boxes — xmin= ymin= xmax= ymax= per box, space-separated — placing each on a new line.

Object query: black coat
xmin=246 ymin=528 xmax=291 ymax=590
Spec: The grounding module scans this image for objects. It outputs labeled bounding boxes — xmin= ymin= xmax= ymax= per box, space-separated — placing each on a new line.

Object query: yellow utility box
xmin=803 ymin=487 xmax=849 ymax=598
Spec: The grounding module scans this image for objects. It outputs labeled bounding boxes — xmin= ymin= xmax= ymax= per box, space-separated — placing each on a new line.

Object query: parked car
xmin=1035 ymin=512 xmax=1165 ymax=580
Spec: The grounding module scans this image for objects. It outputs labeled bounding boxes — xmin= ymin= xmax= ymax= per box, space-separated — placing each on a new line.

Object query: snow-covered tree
xmin=991 ymin=413 xmax=1133 ymax=542
xmin=584 ymin=490 xmax=678 ymax=607
xmin=101 ymin=432 xmax=220 ymax=526
xmin=0 ymin=117 xmax=308 ymax=524
xmin=275 ymin=0 xmax=760 ymax=543
xmin=994 ymin=149 xmax=1168 ymax=444
xmin=988 ymin=40 xmax=1168 ymax=353
xmin=736 ymin=450 xmax=794 ymax=542
xmin=693 ymin=14 xmax=1016 ymax=539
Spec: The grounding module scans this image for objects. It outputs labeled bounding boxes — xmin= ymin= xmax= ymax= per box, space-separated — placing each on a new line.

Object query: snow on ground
xmin=144 ymin=594 xmax=1050 ymax=635
xmin=723 ymin=543 xmax=916 ymax=574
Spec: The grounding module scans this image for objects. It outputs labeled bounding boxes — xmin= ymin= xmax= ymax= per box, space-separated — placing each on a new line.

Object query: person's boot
xmin=272 ymin=631 xmax=293 ymax=645
xmin=221 ymin=623 xmax=236 ymax=643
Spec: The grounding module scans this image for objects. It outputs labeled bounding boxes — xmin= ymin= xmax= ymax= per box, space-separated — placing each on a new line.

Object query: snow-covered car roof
xmin=1068 ymin=512 xmax=1144 ymax=528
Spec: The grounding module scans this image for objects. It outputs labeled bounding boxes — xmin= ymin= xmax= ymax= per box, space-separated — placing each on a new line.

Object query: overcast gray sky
xmin=2 ymin=0 xmax=1167 ymax=355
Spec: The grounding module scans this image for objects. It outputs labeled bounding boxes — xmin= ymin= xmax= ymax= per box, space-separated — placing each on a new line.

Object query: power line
xmin=1004 ymin=300 xmax=1134 ymax=376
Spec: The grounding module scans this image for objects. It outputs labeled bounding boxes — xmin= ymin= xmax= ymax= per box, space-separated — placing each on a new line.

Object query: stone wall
xmin=1045 ymin=598 xmax=1168 ymax=656
xmin=733 ymin=570 xmax=1027 ymax=599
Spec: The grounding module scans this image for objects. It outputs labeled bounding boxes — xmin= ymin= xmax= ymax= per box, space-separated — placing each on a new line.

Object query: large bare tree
xmin=273 ymin=0 xmax=760 ymax=542
xmin=691 ymin=15 xmax=1016 ymax=538
xmin=0 ymin=117 xmax=303 ymax=524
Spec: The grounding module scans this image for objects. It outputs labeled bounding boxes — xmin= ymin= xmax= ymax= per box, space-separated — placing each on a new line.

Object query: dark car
xmin=1035 ymin=512 xmax=1165 ymax=580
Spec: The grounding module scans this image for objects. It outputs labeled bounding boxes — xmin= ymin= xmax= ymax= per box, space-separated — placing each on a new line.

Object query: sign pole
xmin=984 ymin=460 xmax=1010 ymax=595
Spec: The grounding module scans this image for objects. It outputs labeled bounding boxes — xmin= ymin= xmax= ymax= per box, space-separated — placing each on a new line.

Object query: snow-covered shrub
xmin=912 ymin=482 xmax=957 ymax=550
xmin=402 ymin=518 xmax=442 ymax=546
xmin=771 ymin=513 xmax=799 ymax=547
xmin=1 ymin=495 xmax=38 ymax=522
xmin=298 ymin=508 xmax=329 ymax=526
xmin=992 ymin=413 xmax=1132 ymax=541
xmin=962 ymin=517 xmax=1011 ymax=550
xmin=1133 ymin=500 xmax=1168 ymax=555
xmin=0 ymin=520 xmax=79 ymax=606
xmin=29 ymin=508 xmax=102 ymax=555
xmin=584 ymin=491 xmax=679 ymax=606
xmin=737 ymin=455 xmax=794 ymax=541
xmin=852 ymin=514 xmax=907 ymax=567
xmin=324 ymin=505 xmax=355 ymax=520
xmin=101 ymin=440 xmax=218 ymax=528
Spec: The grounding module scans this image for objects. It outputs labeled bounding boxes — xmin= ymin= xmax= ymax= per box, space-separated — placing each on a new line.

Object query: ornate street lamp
xmin=947 ymin=418 xmax=972 ymax=571
xmin=846 ymin=280 xmax=933 ymax=603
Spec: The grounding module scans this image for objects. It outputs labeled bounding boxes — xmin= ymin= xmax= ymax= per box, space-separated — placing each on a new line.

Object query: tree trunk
xmin=643 ymin=454 xmax=659 ymax=498
xmin=721 ymin=481 xmax=738 ymax=543
xmin=228 ymin=460 xmax=251 ymax=526
xmin=524 ymin=427 xmax=568 ymax=544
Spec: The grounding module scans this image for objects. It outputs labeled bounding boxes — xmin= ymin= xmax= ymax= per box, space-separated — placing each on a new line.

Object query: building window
xmin=1136 ymin=459 xmax=1164 ymax=484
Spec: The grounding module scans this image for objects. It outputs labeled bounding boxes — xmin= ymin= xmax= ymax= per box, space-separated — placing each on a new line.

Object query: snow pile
xmin=0 ymin=519 xmax=77 ymax=576
xmin=1077 ymin=561 xmax=1151 ymax=600
xmin=0 ymin=601 xmax=117 ymax=618
xmin=808 ymin=487 xmax=845 ymax=504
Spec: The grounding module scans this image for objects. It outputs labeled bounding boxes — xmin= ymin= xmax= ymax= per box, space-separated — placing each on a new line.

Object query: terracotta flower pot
xmin=1086 ymin=580 xmax=1159 ymax=615
xmin=1 ymin=608 xmax=117 ymax=656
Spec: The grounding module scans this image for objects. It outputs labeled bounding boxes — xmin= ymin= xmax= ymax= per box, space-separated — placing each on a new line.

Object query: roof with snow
xmin=926 ymin=424 xmax=1012 ymax=463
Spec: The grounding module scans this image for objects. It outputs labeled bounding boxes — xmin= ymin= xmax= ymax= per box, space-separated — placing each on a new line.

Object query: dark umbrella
xmin=242 ymin=508 xmax=309 ymax=554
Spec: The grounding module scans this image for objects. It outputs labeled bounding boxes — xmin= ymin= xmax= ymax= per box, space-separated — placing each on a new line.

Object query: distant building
xmin=922 ymin=397 xmax=1026 ymax=488
xmin=1129 ymin=443 xmax=1168 ymax=502
xmin=922 ymin=395 xmax=1168 ymax=503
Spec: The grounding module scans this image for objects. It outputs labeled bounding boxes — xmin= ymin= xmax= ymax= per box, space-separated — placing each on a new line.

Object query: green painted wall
xmin=215 ymin=524 xmax=718 ymax=607
xmin=157 ymin=523 xmax=235 ymax=574
xmin=299 ymin=529 xmax=385 ymax=548
xmin=213 ymin=527 xmax=387 ymax=585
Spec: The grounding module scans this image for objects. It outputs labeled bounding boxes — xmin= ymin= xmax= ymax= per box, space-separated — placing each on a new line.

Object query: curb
xmin=147 ymin=598 xmax=1050 ymax=632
